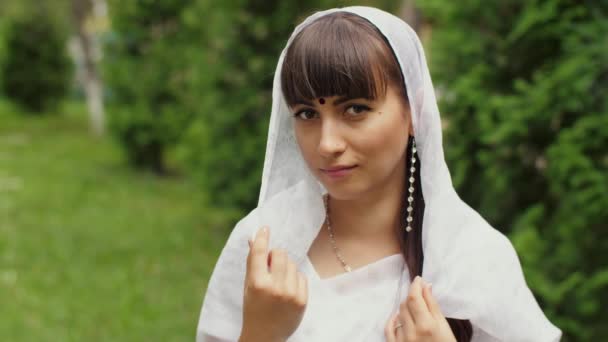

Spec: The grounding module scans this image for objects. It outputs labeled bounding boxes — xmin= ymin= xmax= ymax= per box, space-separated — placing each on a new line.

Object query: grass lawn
xmin=0 ymin=101 xmax=234 ymax=341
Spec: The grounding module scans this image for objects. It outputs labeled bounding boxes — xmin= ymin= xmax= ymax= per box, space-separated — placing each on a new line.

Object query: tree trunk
xmin=71 ymin=0 xmax=106 ymax=136
xmin=399 ymin=0 xmax=421 ymax=33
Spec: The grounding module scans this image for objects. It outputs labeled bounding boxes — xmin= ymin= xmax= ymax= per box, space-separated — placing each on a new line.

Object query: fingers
xmin=270 ymin=249 xmax=303 ymax=300
xmin=247 ymin=226 xmax=270 ymax=278
xmin=404 ymin=276 xmax=434 ymax=325
xmin=269 ymin=248 xmax=288 ymax=281
xmin=284 ymin=253 xmax=297 ymax=295
xmin=384 ymin=314 xmax=397 ymax=342
xmin=385 ymin=312 xmax=409 ymax=342
xmin=296 ymin=272 xmax=308 ymax=306
xmin=400 ymin=306 xmax=416 ymax=340
xmin=422 ymin=281 xmax=442 ymax=319
xmin=247 ymin=226 xmax=308 ymax=308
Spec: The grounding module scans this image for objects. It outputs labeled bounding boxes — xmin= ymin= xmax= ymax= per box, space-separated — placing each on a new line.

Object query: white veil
xmin=197 ymin=6 xmax=562 ymax=341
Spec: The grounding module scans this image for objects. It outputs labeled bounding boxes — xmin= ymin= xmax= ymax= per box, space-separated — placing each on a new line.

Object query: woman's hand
xmin=239 ymin=226 xmax=308 ymax=342
xmin=385 ymin=276 xmax=456 ymax=342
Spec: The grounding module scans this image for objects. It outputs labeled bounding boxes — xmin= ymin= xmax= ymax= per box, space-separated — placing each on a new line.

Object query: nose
xmin=318 ymin=119 xmax=346 ymax=157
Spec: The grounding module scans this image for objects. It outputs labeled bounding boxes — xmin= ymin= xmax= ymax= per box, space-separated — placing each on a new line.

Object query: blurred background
xmin=0 ymin=0 xmax=606 ymax=341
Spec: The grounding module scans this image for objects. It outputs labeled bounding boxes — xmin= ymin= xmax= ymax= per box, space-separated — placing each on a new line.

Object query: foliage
xmin=0 ymin=7 xmax=72 ymax=113
xmin=418 ymin=0 xmax=608 ymax=340
xmin=179 ymin=0 xmax=315 ymax=210
xmin=102 ymin=0 xmax=206 ymax=173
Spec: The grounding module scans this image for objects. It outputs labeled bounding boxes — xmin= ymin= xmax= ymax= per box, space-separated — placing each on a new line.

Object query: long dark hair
xmin=281 ymin=12 xmax=473 ymax=341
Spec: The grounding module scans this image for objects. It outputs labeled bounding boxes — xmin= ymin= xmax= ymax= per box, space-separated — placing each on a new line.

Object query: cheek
xmin=294 ymin=126 xmax=318 ymax=164
xmin=355 ymin=112 xmax=408 ymax=163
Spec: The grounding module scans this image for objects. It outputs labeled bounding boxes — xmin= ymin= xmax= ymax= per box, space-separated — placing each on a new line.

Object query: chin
xmin=319 ymin=179 xmax=370 ymax=201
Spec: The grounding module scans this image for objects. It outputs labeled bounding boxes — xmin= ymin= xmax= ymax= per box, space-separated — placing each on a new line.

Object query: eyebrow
xmin=293 ymin=96 xmax=356 ymax=107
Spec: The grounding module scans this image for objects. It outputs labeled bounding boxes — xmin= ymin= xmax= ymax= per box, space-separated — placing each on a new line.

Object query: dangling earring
xmin=405 ymin=136 xmax=417 ymax=233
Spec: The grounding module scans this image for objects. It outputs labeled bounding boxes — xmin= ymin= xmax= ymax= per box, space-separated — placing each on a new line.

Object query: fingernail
xmin=248 ymin=239 xmax=252 ymax=248
xmin=263 ymin=226 xmax=269 ymax=235
xmin=256 ymin=226 xmax=266 ymax=238
xmin=428 ymin=283 xmax=433 ymax=293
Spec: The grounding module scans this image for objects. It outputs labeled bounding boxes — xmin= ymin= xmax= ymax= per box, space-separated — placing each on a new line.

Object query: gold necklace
xmin=323 ymin=195 xmax=352 ymax=272
xmin=323 ymin=194 xmax=407 ymax=329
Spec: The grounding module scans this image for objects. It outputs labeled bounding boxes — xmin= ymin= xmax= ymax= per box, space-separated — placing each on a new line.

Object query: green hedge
xmin=418 ymin=1 xmax=608 ymax=340
xmin=102 ymin=0 xmax=204 ymax=173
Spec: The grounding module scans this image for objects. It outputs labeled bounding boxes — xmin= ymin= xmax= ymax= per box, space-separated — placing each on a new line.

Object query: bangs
xmin=280 ymin=12 xmax=405 ymax=107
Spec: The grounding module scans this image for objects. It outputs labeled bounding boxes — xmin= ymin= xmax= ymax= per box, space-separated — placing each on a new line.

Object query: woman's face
xmin=291 ymin=83 xmax=413 ymax=200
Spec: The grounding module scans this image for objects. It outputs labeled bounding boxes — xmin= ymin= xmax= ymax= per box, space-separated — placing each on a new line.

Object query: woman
xmin=197 ymin=6 xmax=562 ymax=342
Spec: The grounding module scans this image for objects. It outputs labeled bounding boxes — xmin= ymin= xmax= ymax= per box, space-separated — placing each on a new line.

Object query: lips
xmin=320 ymin=165 xmax=357 ymax=178
xmin=322 ymin=165 xmax=356 ymax=172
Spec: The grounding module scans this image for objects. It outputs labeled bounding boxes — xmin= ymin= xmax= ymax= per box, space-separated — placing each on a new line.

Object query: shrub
xmin=0 ymin=11 xmax=72 ymax=113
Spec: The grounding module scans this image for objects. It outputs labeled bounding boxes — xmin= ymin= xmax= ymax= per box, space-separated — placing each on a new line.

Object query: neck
xmin=327 ymin=160 xmax=406 ymax=251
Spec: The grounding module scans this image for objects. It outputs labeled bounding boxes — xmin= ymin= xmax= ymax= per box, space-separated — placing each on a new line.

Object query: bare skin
xmin=306 ymin=220 xmax=402 ymax=279
xmin=293 ymin=85 xmax=412 ymax=276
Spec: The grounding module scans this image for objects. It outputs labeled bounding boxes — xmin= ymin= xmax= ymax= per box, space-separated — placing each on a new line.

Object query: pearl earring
xmin=405 ymin=137 xmax=417 ymax=233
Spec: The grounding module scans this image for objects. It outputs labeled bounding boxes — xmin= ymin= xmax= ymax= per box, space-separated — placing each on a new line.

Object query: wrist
xmin=239 ymin=335 xmax=284 ymax=342
xmin=239 ymin=330 xmax=284 ymax=342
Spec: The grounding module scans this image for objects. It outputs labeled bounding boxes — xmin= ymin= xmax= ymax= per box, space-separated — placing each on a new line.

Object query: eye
xmin=345 ymin=104 xmax=371 ymax=116
xmin=294 ymin=109 xmax=318 ymax=120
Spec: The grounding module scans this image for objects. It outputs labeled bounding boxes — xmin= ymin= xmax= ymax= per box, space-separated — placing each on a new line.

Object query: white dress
xmin=296 ymin=253 xmax=499 ymax=342
xmin=197 ymin=253 xmax=407 ymax=342
xmin=197 ymin=252 xmax=498 ymax=342
xmin=288 ymin=253 xmax=408 ymax=341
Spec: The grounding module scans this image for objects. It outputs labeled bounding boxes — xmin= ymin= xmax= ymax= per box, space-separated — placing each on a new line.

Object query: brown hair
xmin=281 ymin=12 xmax=405 ymax=107
xmin=281 ymin=12 xmax=473 ymax=341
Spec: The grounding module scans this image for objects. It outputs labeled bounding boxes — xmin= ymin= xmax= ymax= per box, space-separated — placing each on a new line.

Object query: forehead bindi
xmin=319 ymin=98 xmax=325 ymax=105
